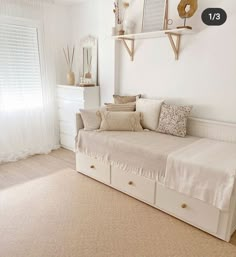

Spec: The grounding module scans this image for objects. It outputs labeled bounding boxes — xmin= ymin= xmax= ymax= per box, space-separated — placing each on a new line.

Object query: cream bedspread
xmin=76 ymin=130 xmax=198 ymax=180
xmin=76 ymin=130 xmax=236 ymax=211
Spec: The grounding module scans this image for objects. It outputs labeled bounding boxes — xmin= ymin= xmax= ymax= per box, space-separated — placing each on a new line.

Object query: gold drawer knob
xmin=181 ymin=203 xmax=187 ymax=209
xmin=128 ymin=181 xmax=133 ymax=185
xmin=90 ymin=165 xmax=95 ymax=169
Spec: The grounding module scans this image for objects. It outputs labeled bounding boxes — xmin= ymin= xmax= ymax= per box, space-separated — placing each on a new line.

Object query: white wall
xmin=64 ymin=0 xmax=236 ymax=123
xmin=2 ymin=1 xmax=235 ymax=123
xmin=118 ymin=0 xmax=236 ymax=123
xmin=43 ymin=3 xmax=71 ymax=85
xmin=69 ymin=0 xmax=115 ymax=104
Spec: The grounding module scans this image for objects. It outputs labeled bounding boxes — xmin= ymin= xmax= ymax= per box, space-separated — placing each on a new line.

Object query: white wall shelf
xmin=113 ymin=28 xmax=193 ymax=61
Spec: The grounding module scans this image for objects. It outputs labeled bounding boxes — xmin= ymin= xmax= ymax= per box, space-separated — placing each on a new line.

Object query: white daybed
xmin=75 ymin=113 xmax=236 ymax=242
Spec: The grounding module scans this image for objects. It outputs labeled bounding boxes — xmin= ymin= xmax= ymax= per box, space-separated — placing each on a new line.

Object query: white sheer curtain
xmin=0 ymin=0 xmax=59 ymax=163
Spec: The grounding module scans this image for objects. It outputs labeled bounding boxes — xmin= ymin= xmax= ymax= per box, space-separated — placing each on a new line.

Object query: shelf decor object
xmin=177 ymin=0 xmax=198 ymax=30
xmin=113 ymin=0 xmax=193 ymax=61
xmin=113 ymin=1 xmax=132 ymax=35
xmin=113 ymin=0 xmax=125 ymax=35
xmin=63 ymin=46 xmax=75 ymax=85
xmin=142 ymin=0 xmax=166 ymax=32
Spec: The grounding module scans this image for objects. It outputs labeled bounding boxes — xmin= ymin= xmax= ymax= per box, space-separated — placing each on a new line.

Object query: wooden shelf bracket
xmin=121 ymin=38 xmax=135 ymax=61
xmin=166 ymin=32 xmax=181 ymax=60
xmin=117 ymin=31 xmax=184 ymax=61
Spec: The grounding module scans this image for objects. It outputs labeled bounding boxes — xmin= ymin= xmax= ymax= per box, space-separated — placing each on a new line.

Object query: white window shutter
xmin=0 ymin=22 xmax=42 ymax=111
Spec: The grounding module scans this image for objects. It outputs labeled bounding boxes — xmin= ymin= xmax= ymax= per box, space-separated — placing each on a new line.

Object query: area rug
xmin=0 ymin=168 xmax=235 ymax=257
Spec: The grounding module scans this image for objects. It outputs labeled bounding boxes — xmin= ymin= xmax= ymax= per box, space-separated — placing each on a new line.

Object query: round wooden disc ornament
xmin=177 ymin=0 xmax=198 ymax=29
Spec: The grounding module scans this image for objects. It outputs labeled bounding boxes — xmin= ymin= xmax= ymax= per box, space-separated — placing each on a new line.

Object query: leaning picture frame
xmin=142 ymin=0 xmax=167 ymax=32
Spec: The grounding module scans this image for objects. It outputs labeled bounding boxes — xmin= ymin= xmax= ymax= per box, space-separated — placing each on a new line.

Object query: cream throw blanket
xmin=164 ymin=139 xmax=236 ymax=211
xmin=77 ymin=130 xmax=198 ymax=180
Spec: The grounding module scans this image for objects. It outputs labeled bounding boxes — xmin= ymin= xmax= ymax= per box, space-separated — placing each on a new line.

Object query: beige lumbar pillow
xmin=100 ymin=111 xmax=143 ymax=132
xmin=113 ymin=94 xmax=141 ymax=104
xmin=136 ymin=98 xmax=164 ymax=131
xmin=80 ymin=109 xmax=102 ymax=131
xmin=157 ymin=103 xmax=192 ymax=137
xmin=105 ymin=102 xmax=136 ymax=112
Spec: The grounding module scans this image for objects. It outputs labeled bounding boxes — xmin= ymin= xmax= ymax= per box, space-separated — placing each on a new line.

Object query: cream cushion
xmin=136 ymin=98 xmax=164 ymax=130
xmin=80 ymin=109 xmax=101 ymax=131
xmin=105 ymin=102 xmax=136 ymax=112
xmin=113 ymin=94 xmax=141 ymax=104
xmin=100 ymin=111 xmax=143 ymax=132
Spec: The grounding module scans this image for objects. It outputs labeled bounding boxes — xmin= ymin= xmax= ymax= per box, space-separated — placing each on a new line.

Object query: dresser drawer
xmin=155 ymin=183 xmax=220 ymax=233
xmin=58 ymin=108 xmax=78 ymax=122
xmin=57 ymin=99 xmax=84 ymax=113
xmin=57 ymin=87 xmax=84 ymax=101
xmin=111 ymin=167 xmax=155 ymax=204
xmin=59 ymin=121 xmax=76 ymax=136
xmin=60 ymin=133 xmax=75 ymax=151
xmin=76 ymin=153 xmax=110 ymax=184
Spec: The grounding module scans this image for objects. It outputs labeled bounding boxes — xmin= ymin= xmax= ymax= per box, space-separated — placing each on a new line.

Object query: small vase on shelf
xmin=116 ymin=23 xmax=124 ymax=35
xmin=67 ymin=71 xmax=75 ymax=85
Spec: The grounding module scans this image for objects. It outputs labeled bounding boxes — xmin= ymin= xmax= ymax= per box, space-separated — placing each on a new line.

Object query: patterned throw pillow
xmin=113 ymin=94 xmax=141 ymax=104
xmin=157 ymin=103 xmax=192 ymax=137
xmin=99 ymin=111 xmax=143 ymax=132
xmin=105 ymin=102 xmax=136 ymax=112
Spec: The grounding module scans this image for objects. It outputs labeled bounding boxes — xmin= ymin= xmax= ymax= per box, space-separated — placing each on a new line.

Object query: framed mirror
xmin=79 ymin=35 xmax=97 ymax=86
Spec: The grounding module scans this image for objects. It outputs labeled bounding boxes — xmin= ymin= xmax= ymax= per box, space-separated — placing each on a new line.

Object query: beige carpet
xmin=0 ymin=167 xmax=236 ymax=257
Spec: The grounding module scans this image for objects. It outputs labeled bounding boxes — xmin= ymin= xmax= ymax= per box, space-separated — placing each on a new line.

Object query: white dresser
xmin=57 ymin=85 xmax=100 ymax=151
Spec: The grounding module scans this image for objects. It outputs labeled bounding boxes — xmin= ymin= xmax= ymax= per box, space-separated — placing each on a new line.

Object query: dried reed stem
xmin=63 ymin=45 xmax=75 ymax=71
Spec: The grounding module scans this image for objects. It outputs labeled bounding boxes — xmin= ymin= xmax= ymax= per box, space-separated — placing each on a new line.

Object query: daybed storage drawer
xmin=111 ymin=167 xmax=155 ymax=204
xmin=76 ymin=153 xmax=110 ymax=184
xmin=155 ymin=183 xmax=220 ymax=233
